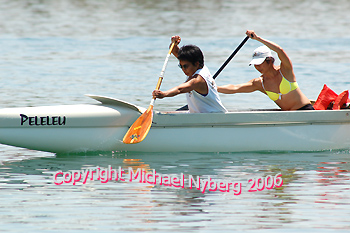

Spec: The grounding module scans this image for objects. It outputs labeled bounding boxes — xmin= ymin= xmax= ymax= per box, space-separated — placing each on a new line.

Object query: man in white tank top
xmin=152 ymin=35 xmax=227 ymax=113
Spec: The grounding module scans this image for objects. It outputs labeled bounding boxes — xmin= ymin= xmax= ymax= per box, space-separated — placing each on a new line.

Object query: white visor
xmin=249 ymin=45 xmax=272 ymax=66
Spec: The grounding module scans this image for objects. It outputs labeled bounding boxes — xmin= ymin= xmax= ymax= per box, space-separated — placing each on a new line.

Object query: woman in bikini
xmin=218 ymin=30 xmax=314 ymax=111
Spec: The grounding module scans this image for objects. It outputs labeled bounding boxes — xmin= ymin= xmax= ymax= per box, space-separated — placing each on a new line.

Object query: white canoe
xmin=0 ymin=94 xmax=349 ymax=153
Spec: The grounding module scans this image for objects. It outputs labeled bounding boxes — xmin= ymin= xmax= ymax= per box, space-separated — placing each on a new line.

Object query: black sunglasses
xmin=178 ymin=64 xmax=189 ymax=70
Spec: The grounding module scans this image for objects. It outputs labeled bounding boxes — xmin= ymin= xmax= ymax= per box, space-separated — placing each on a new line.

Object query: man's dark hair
xmin=178 ymin=45 xmax=204 ymax=68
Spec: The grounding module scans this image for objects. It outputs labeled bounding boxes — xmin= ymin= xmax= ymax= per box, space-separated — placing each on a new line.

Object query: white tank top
xmin=186 ymin=66 xmax=227 ymax=113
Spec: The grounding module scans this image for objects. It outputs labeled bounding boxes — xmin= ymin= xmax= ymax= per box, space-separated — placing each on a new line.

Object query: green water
xmin=1 ymin=149 xmax=350 ymax=232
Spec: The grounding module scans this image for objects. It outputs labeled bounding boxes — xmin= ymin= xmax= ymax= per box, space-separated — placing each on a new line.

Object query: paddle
xmin=176 ymin=36 xmax=250 ymax=111
xmin=123 ymin=42 xmax=176 ymax=144
xmin=212 ymin=36 xmax=249 ymax=79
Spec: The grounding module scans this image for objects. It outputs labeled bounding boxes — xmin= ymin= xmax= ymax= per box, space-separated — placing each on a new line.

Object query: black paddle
xmin=176 ymin=36 xmax=250 ymax=111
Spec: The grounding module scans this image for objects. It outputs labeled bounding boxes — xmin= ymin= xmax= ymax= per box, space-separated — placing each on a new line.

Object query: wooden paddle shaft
xmin=155 ymin=42 xmax=176 ymax=91
xmin=152 ymin=42 xmax=176 ymax=102
xmin=155 ymin=77 xmax=163 ymax=91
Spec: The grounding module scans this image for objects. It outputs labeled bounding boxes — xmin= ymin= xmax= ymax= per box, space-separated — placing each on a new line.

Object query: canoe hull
xmin=144 ymin=124 xmax=350 ymax=152
xmin=0 ymin=95 xmax=349 ymax=153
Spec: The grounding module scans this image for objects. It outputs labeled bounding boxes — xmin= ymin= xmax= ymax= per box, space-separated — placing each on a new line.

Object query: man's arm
xmin=153 ymin=75 xmax=208 ymax=99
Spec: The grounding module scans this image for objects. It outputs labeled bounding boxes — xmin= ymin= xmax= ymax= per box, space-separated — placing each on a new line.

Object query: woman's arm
xmin=246 ymin=30 xmax=293 ymax=72
xmin=218 ymin=78 xmax=262 ymax=94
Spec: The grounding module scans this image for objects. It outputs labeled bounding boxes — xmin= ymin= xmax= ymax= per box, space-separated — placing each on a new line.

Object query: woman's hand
xmin=246 ymin=30 xmax=258 ymax=40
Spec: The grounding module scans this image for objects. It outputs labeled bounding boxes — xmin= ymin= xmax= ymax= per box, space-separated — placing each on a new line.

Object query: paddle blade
xmin=123 ymin=105 xmax=154 ymax=144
